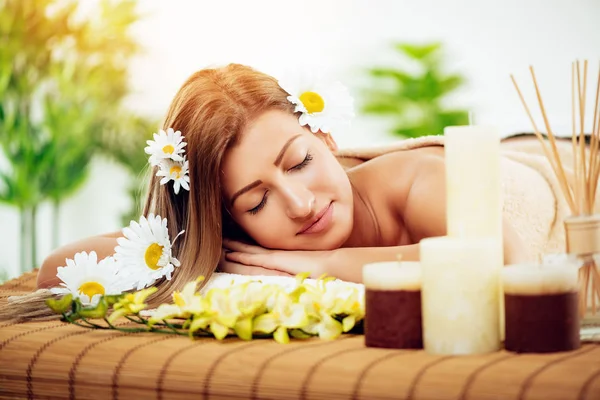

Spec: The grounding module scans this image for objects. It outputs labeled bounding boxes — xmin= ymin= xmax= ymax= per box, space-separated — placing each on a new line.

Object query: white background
xmin=1 ymin=0 xmax=599 ymax=279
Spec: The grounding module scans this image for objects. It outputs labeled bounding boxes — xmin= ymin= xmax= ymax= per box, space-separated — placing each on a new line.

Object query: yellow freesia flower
xmin=253 ymin=291 xmax=309 ymax=344
xmin=107 ymin=287 xmax=157 ymax=324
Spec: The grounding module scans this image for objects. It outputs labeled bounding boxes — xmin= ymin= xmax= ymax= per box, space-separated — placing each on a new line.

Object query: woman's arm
xmin=326 ymin=244 xmax=419 ymax=282
xmin=36 ymin=231 xmax=123 ymax=289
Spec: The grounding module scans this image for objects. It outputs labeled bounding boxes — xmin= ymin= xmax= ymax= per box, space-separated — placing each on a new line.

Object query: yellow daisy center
xmin=144 ymin=243 xmax=164 ymax=270
xmin=162 ymin=144 xmax=175 ymax=154
xmin=78 ymin=281 xmax=105 ymax=298
xmin=169 ymin=165 xmax=182 ymax=178
xmin=299 ymin=91 xmax=325 ymax=114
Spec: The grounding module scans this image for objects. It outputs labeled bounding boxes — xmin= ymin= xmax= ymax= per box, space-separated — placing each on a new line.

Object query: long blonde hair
xmin=143 ymin=64 xmax=295 ymax=305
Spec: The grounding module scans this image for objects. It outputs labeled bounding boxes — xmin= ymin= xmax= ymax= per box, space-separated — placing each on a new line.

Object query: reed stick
xmin=510 ymin=75 xmax=576 ymax=211
xmin=591 ymin=63 xmax=600 ymax=200
xmin=588 ymin=64 xmax=600 ymax=209
xmin=512 ymin=60 xmax=600 ymax=319
xmin=577 ymin=61 xmax=589 ymax=213
xmin=572 ymin=63 xmax=580 ymax=215
xmin=529 ymin=67 xmax=578 ymax=212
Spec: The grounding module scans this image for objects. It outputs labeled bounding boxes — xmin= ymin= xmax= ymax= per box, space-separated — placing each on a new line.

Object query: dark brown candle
xmin=502 ymin=264 xmax=580 ymax=353
xmin=363 ymin=262 xmax=422 ymax=349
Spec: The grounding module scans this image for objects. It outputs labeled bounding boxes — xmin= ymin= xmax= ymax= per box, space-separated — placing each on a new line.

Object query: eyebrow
xmin=273 ymin=134 xmax=301 ymax=167
xmin=230 ymin=134 xmax=302 ymax=207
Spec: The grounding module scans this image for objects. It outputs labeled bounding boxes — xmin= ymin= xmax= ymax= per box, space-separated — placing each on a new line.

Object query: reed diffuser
xmin=511 ymin=61 xmax=600 ymax=329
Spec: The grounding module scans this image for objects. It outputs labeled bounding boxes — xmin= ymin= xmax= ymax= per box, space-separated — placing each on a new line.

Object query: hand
xmin=221 ymin=239 xmax=332 ymax=278
xmin=219 ymin=249 xmax=293 ymax=277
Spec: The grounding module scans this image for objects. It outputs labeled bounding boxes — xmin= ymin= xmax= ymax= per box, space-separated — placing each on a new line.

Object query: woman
xmin=36 ymin=63 xmax=530 ymax=304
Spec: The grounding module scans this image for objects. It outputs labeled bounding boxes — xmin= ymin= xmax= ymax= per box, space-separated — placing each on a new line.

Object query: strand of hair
xmin=528 ymin=67 xmax=577 ymax=212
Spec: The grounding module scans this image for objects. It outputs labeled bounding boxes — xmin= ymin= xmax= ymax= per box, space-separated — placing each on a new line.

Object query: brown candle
xmin=363 ymin=261 xmax=422 ymax=349
xmin=502 ymin=263 xmax=580 ymax=353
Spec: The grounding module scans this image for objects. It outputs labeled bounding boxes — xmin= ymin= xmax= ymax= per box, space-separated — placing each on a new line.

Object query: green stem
xmin=124 ymin=315 xmax=148 ymax=326
xmin=79 ymin=317 xmax=106 ymax=329
xmin=162 ymin=319 xmax=183 ymax=334
xmin=104 ymin=317 xmax=118 ymax=329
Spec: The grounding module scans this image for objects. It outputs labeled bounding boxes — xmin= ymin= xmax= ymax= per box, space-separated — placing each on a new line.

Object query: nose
xmin=281 ymin=182 xmax=315 ymax=220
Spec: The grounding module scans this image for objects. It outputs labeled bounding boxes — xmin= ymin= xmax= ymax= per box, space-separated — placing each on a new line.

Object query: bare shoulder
xmin=345 ymin=146 xmax=447 ymax=245
xmin=347 ymin=146 xmax=445 ymax=205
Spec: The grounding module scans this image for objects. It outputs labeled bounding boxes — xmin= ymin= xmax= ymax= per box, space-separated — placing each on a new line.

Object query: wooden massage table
xmin=1 ymin=271 xmax=600 ymax=399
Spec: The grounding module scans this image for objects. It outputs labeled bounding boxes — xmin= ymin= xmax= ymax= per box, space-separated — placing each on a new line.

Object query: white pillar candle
xmin=444 ymin=126 xmax=502 ymax=241
xmin=445 ymin=125 xmax=505 ymax=340
xmin=420 ymin=236 xmax=502 ymax=355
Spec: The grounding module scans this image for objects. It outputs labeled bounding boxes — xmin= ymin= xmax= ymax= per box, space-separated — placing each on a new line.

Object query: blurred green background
xmin=0 ymin=0 xmax=157 ymax=278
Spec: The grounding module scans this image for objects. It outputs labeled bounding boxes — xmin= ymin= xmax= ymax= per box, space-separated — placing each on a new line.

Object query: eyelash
xmin=247 ymin=152 xmax=314 ymax=215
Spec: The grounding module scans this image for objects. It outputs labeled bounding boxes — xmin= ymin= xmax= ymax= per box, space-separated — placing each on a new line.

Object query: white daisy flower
xmin=51 ymin=251 xmax=129 ymax=306
xmin=156 ymin=157 xmax=190 ymax=194
xmin=278 ymin=72 xmax=354 ymax=134
xmin=144 ymin=128 xmax=187 ymax=166
xmin=114 ymin=214 xmax=183 ymax=290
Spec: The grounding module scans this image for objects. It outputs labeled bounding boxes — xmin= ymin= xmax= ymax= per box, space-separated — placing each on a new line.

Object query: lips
xmin=297 ymin=201 xmax=333 ymax=235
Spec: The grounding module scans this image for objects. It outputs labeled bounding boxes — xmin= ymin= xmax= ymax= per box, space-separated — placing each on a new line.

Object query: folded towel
xmin=199 ymin=272 xmax=365 ymax=294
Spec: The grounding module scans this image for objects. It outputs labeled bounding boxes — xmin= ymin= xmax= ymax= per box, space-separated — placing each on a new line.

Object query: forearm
xmin=37 ymin=231 xmax=122 ymax=289
xmin=326 ymin=244 xmax=420 ymax=283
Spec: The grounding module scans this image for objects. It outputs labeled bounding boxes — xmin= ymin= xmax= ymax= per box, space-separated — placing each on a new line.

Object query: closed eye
xmin=248 ymin=191 xmax=268 ymax=215
xmin=247 ymin=152 xmax=313 ymax=215
xmin=288 ymin=152 xmax=313 ymax=172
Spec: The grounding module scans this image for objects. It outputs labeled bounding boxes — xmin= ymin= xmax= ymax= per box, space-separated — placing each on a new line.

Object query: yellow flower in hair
xmin=278 ymin=72 xmax=354 ymax=134
xmin=144 ymin=128 xmax=186 ymax=166
xmin=156 ymin=157 xmax=190 ymax=194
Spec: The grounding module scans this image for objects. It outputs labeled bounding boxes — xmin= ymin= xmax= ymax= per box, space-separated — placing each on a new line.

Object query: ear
xmin=316 ymin=131 xmax=338 ymax=152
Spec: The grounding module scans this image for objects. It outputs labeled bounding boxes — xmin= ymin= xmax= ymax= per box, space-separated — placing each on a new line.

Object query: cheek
xmin=236 ymin=208 xmax=292 ymax=245
xmin=313 ymin=158 xmax=350 ymax=196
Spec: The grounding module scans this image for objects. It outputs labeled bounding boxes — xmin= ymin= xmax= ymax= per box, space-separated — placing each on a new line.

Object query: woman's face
xmin=221 ymin=109 xmax=354 ymax=250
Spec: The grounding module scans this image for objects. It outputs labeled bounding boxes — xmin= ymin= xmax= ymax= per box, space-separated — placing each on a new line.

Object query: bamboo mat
xmin=1 ymin=271 xmax=600 ymax=400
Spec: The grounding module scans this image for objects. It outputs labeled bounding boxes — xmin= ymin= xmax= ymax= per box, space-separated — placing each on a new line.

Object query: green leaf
xmin=104 ymin=294 xmax=124 ymax=307
xmin=395 ymin=42 xmax=441 ymax=60
xmin=78 ymin=298 xmax=109 ymax=319
xmin=367 ymin=68 xmax=412 ymax=84
xmin=360 ymin=41 xmax=469 ymax=139
xmin=289 ymin=329 xmax=313 ymax=339
xmin=46 ymin=293 xmax=73 ymax=314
